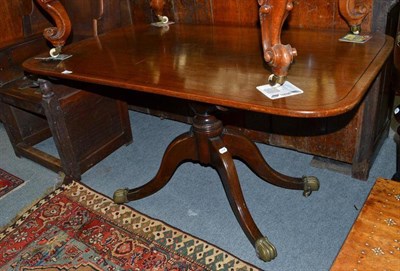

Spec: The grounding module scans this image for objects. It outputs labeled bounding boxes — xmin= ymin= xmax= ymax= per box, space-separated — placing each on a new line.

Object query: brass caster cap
xmin=350 ymin=25 xmax=361 ymax=35
xmin=113 ymin=188 xmax=129 ymax=204
xmin=255 ymin=237 xmax=277 ymax=262
xmin=49 ymin=47 xmax=61 ymax=58
xmin=160 ymin=15 xmax=169 ymax=24
xmin=268 ymin=74 xmax=286 ymax=86
xmin=302 ymin=176 xmax=320 ymax=197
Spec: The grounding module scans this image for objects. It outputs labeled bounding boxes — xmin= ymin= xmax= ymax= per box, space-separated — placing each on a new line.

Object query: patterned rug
xmin=0 ymin=169 xmax=24 ymax=199
xmin=0 ymin=181 xmax=260 ymax=270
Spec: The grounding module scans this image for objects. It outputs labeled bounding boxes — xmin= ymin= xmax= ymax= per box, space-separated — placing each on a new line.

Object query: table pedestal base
xmin=113 ymin=104 xmax=319 ymax=262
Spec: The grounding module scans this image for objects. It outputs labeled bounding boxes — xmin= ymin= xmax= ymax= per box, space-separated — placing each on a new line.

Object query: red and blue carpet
xmin=0 ymin=180 xmax=260 ymax=270
xmin=0 ymin=169 xmax=24 ymax=199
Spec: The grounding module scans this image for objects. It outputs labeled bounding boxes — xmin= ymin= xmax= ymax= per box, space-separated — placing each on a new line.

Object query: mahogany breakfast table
xmin=23 ymin=23 xmax=393 ymax=261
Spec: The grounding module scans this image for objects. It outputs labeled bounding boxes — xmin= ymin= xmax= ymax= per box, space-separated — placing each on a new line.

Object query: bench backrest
xmin=0 ymin=0 xmax=132 ymax=86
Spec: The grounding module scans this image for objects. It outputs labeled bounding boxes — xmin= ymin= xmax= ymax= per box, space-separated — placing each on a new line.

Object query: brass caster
xmin=350 ymin=24 xmax=361 ymax=35
xmin=157 ymin=15 xmax=169 ymax=24
xmin=302 ymin=176 xmax=320 ymax=197
xmin=113 ymin=188 xmax=129 ymax=204
xmin=268 ymin=74 xmax=286 ymax=86
xmin=49 ymin=47 xmax=61 ymax=58
xmin=255 ymin=237 xmax=277 ymax=262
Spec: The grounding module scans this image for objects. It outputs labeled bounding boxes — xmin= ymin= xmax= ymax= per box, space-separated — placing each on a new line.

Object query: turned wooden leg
xmin=210 ymin=137 xmax=277 ymax=261
xmin=222 ymin=128 xmax=319 ymax=196
xmin=113 ymin=132 xmax=197 ymax=203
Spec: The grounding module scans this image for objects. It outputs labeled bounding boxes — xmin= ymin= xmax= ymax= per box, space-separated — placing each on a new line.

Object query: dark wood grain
xmin=125 ymin=0 xmax=377 ymax=31
xmin=0 ymin=1 xmax=49 ymax=48
xmin=211 ymin=0 xmax=259 ymax=26
xmin=23 ymin=24 xmax=393 ymax=118
xmin=171 ymin=0 xmax=213 ymax=24
xmin=62 ymin=0 xmax=133 ymax=39
xmin=2 ymin=0 xmax=394 ymax=53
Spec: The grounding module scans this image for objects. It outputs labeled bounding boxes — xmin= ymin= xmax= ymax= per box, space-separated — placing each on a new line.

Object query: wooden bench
xmin=0 ymin=35 xmax=132 ymax=183
xmin=0 ymin=77 xmax=133 ymax=182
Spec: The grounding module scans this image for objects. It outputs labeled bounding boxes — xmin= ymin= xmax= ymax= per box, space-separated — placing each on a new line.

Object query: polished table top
xmin=23 ymin=24 xmax=393 ymax=118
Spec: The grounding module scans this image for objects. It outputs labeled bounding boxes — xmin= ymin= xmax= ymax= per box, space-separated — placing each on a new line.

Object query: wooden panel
xmin=129 ymin=0 xmax=153 ymax=24
xmin=289 ymin=0 xmax=343 ymax=30
xmin=0 ymin=37 xmax=48 ymax=86
xmin=331 ymin=178 xmax=400 ymax=270
xmin=61 ymin=0 xmax=133 ymax=41
xmin=0 ymin=0 xmax=135 ymax=47
xmin=44 ymin=82 xmax=132 ymax=178
xmin=29 ymin=1 xmax=52 ymax=37
xmin=212 ymin=0 xmax=258 ymax=26
xmin=288 ymin=0 xmax=373 ymax=32
xmin=238 ymin=108 xmax=359 ymax=164
xmin=0 ymin=1 xmax=24 ymax=48
xmin=0 ymin=0 xmax=390 ymax=51
xmin=172 ymin=0 xmax=213 ymax=24
xmin=62 ymin=0 xmax=96 ymax=39
xmin=0 ymin=0 xmax=50 ymax=49
xmin=127 ymin=0 xmax=376 ymax=30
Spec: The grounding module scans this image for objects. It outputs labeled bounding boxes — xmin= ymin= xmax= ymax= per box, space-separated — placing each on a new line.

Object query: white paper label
xmin=150 ymin=21 xmax=175 ymax=27
xmin=339 ymin=33 xmax=372 ymax=44
xmin=35 ymin=54 xmax=73 ymax=61
xmin=256 ymin=81 xmax=303 ymax=100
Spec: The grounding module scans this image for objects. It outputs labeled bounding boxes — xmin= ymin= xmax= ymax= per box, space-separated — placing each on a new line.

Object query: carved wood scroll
xmin=150 ymin=0 xmax=168 ymax=23
xmin=258 ymin=0 xmax=297 ymax=85
xmin=150 ymin=0 xmax=164 ymax=17
xmin=338 ymin=0 xmax=370 ymax=34
xmin=35 ymin=0 xmax=72 ymax=56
